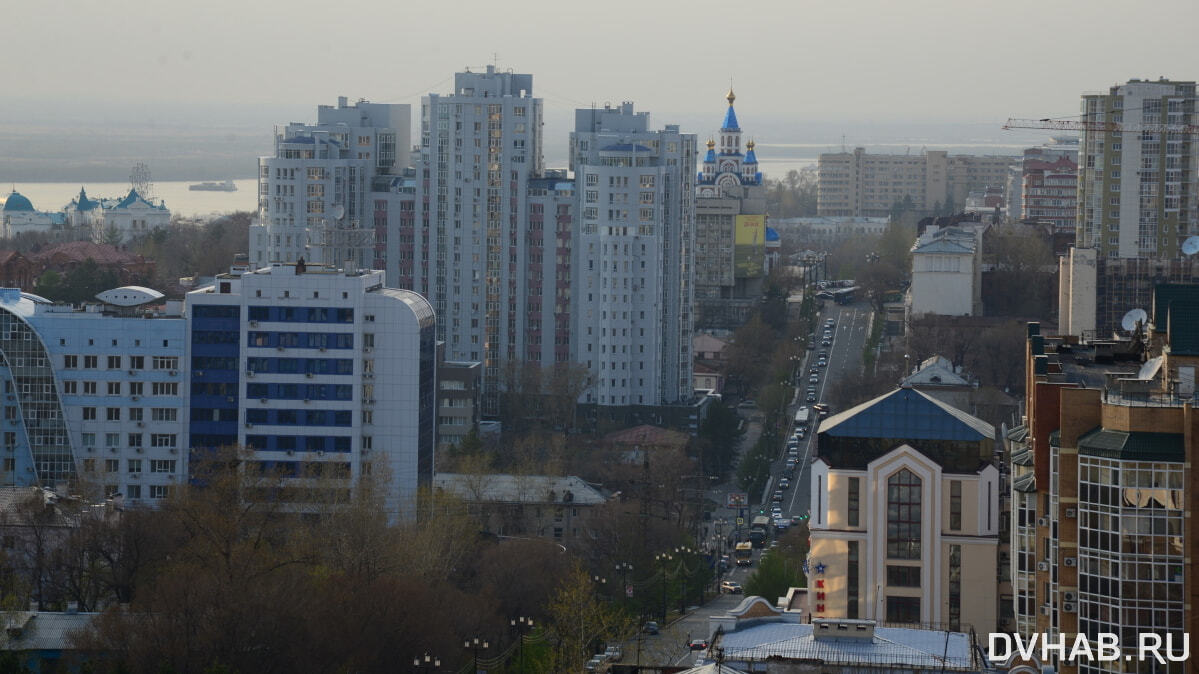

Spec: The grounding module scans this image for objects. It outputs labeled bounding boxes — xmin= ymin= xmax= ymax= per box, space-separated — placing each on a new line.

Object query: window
xmin=83 ymin=381 xmax=97 ymax=395
xmin=81 ymin=433 xmax=95 ymax=447
xmin=150 ymin=459 xmax=176 ymax=473
xmin=848 ymin=476 xmax=860 ymax=527
xmin=126 ymin=485 xmax=141 ymax=499
xmin=887 ymin=468 xmax=921 ymax=559
xmin=847 ymin=541 xmax=859 ymax=619
xmin=153 ymin=356 xmax=179 ymax=370
xmin=63 ymin=355 xmax=78 ymax=369
xmin=129 ymin=356 xmax=144 ymax=369
xmin=84 ymin=355 xmax=97 ymax=369
xmin=150 ymin=434 xmax=177 ymax=448
xmin=950 ymin=480 xmax=962 ymax=530
xmin=106 ymin=433 xmax=120 ymax=448
xmin=149 ymin=485 xmax=171 ymax=499
xmin=948 ymin=544 xmax=962 ymax=630
xmin=63 ymin=381 xmax=77 ymax=395
xmin=151 ymin=408 xmax=177 ymax=422
xmin=104 ymin=459 xmax=119 ymax=473
xmin=107 ymin=382 xmax=121 ymax=396
xmin=886 ymin=565 xmax=921 ymax=587
xmin=127 ymin=459 xmax=142 ymax=473
xmin=151 ymin=382 xmax=179 ymax=396
xmin=106 ymin=408 xmax=121 ymax=421
xmin=886 ymin=596 xmax=920 ymax=624
xmin=107 ymin=355 xmax=121 ymax=369
xmin=128 ymin=407 xmax=142 ymax=421
xmin=82 ymin=407 xmax=96 ymax=421
xmin=127 ymin=433 xmax=141 ymax=448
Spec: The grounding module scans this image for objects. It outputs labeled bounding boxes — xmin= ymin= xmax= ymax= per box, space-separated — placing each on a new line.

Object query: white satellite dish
xmin=1182 ymin=236 xmax=1199 ymax=256
xmin=332 ymin=204 xmax=345 ymax=220
xmin=1121 ymin=308 xmax=1149 ymax=332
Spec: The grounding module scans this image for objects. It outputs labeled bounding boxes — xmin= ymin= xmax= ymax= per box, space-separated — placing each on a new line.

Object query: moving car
xmin=719 ymin=580 xmax=743 ymax=594
xmin=779 ymin=477 xmax=791 ymax=489
xmin=821 ymin=338 xmax=831 ymax=346
xmin=772 ymin=490 xmax=784 ymax=502
xmin=806 ymin=392 xmax=817 ymax=402
xmin=643 ymin=621 xmax=660 ymax=635
xmin=770 ymin=506 xmax=783 ymax=518
xmin=809 ymin=374 xmax=819 ymax=383
xmin=689 ymin=638 xmax=710 ymax=650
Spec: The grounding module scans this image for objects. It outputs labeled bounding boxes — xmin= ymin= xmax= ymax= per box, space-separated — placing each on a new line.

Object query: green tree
xmin=744 ymin=525 xmax=809 ymax=599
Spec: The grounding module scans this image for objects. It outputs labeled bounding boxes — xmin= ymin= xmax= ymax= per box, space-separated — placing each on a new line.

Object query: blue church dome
xmin=3 ymin=191 xmax=34 ymax=212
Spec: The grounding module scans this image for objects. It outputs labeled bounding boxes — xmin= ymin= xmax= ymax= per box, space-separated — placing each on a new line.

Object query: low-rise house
xmin=433 ymin=473 xmax=608 ymax=540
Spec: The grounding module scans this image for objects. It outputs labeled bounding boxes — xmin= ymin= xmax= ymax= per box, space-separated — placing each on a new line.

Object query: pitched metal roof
xmin=819 ymin=388 xmax=993 ymax=442
xmin=0 ymin=612 xmax=98 ymax=651
xmin=715 ymin=621 xmax=976 ymax=670
xmin=433 ymin=473 xmax=608 ymax=505
xmin=1076 ymin=427 xmax=1185 ymax=462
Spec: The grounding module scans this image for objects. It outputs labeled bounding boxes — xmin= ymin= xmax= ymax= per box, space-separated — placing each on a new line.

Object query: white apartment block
xmin=570 ymin=102 xmax=695 ymax=407
xmin=1075 ymin=78 xmax=1198 ymax=258
xmin=818 ymin=149 xmax=1018 ymax=217
xmin=186 ymin=263 xmax=435 ymax=520
xmin=394 ymin=67 xmax=545 ymax=415
xmin=253 ymin=97 xmax=410 ymax=269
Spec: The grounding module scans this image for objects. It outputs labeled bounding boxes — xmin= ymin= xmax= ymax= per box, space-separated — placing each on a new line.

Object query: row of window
xmin=80 ymin=433 xmax=177 ymax=448
xmin=247 ymin=306 xmax=354 ymax=323
xmin=63 ymin=381 xmax=179 ymax=397
xmin=63 ymin=355 xmax=177 ymax=370
xmin=80 ymin=397 xmax=179 ymax=420
xmin=247 ymin=332 xmax=355 ymax=350
xmin=82 ymin=458 xmax=177 ymax=473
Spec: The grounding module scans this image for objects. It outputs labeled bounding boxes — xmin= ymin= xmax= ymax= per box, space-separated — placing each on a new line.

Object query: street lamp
xmin=675 ymin=546 xmax=695 ymax=613
xmin=511 ymin=617 xmax=533 ymax=673
xmin=413 ymin=653 xmax=441 ymax=672
xmin=593 ymin=574 xmax=608 ymax=598
xmin=464 ymin=637 xmax=489 ymax=673
xmin=655 ymin=552 xmax=673 ymax=622
xmin=615 ymin=562 xmax=633 ymax=601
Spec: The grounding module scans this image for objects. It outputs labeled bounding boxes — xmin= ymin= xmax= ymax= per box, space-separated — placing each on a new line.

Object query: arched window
xmin=887 ymin=468 xmax=921 ymax=559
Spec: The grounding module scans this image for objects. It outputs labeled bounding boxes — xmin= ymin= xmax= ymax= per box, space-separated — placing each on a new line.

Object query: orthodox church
xmin=694 ymin=90 xmax=775 ymax=329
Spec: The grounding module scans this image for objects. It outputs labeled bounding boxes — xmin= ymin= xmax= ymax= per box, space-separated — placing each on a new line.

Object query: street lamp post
xmin=511 ymin=616 xmax=533 ymax=673
xmin=655 ymin=552 xmax=673 ymax=622
xmin=464 ymin=637 xmax=489 ymax=673
xmin=615 ymin=562 xmax=633 ymax=602
xmin=593 ymin=574 xmax=608 ymax=599
xmin=675 ymin=546 xmax=694 ymax=613
xmin=413 ymin=653 xmax=441 ymax=673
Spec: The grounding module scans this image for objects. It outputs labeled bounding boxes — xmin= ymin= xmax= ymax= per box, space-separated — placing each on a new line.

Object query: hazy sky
xmin=5 ymin=0 xmax=1198 ymax=132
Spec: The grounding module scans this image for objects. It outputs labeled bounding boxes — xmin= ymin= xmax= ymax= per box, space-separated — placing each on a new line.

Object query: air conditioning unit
xmin=1037 ymin=517 xmax=1049 ymax=527
xmin=129 ymin=472 xmax=140 ymax=479
xmin=1063 ymin=602 xmax=1077 ymax=613
xmin=227 ymin=396 xmax=235 ymax=403
xmin=136 ymin=422 xmax=144 ymax=428
xmin=305 ymin=373 xmax=314 ymax=378
xmin=276 ymin=346 xmax=285 ymax=352
xmin=317 ymin=451 xmax=325 ymax=457
xmin=303 ymin=399 xmax=310 ymax=404
xmin=127 ymin=370 xmax=135 ymax=376
xmin=286 ymin=449 xmax=294 ymax=456
xmin=169 ymin=370 xmax=178 ymax=376
xmin=1063 ymin=557 xmax=1077 ymax=567
xmin=246 ymin=371 xmax=255 ymax=377
xmin=319 ymin=347 xmax=327 ymax=352
xmin=1065 ymin=507 xmax=1077 ymax=518
xmin=86 ymin=447 xmax=94 ymax=453
xmin=1063 ymin=591 xmax=1077 ymax=602
xmin=1040 ymin=605 xmax=1052 ymax=616
xmin=245 ymin=423 xmax=254 ymax=429
xmin=131 ymin=396 xmax=139 ymax=401
xmin=250 ymin=320 xmax=259 ymax=327
xmin=109 ymin=448 xmax=117 ymax=453
xmin=364 ymin=347 xmax=373 ymax=354
xmin=1037 ymin=561 xmax=1050 ymax=572
xmin=260 ymin=398 xmax=268 ymax=404
xmin=169 ymin=448 xmax=178 ymax=455
xmin=135 ymin=447 xmax=144 ymax=454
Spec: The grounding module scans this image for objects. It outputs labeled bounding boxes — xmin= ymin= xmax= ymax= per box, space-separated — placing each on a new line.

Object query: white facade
xmin=1057 ymin=245 xmax=1098 ymax=338
xmin=0 ymin=290 xmax=188 ymax=503
xmin=91 ymin=190 xmax=171 ymax=244
xmin=186 ymin=264 xmax=435 ymax=520
xmin=393 ymin=67 xmax=544 ymax=414
xmin=570 ymin=102 xmax=696 ymax=406
xmin=1076 ymin=79 xmax=1198 ymax=258
xmin=908 ymin=225 xmax=982 ymax=318
xmin=254 ymin=97 xmax=411 ymax=268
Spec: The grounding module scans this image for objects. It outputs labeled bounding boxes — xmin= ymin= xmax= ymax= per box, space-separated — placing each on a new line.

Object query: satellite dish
xmin=1182 ymin=236 xmax=1199 ymax=256
xmin=1121 ymin=308 xmax=1149 ymax=332
xmin=332 ymin=205 xmax=345 ymax=220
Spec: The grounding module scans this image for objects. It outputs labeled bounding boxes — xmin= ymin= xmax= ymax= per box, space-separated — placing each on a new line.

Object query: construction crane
xmin=1004 ymin=118 xmax=1199 ymax=135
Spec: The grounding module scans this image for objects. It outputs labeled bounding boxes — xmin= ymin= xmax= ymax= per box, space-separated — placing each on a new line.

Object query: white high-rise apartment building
xmin=570 ymin=103 xmax=695 ymax=407
xmin=253 ymin=97 xmax=410 ymax=268
xmin=1075 ymin=78 xmax=1198 ymax=258
xmin=398 ymin=67 xmax=544 ymax=414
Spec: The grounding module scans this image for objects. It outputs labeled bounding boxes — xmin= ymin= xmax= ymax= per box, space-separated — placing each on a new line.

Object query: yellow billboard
xmin=735 ymin=214 xmax=765 ymax=277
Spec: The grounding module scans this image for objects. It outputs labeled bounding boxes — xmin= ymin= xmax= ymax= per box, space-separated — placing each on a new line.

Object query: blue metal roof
xmin=744 ymin=148 xmax=758 ymax=164
xmin=3 ymin=192 xmax=34 ymax=212
xmin=722 ymin=105 xmax=740 ymax=131
xmin=75 ymin=187 xmax=100 ymax=211
xmin=704 ymin=149 xmax=716 ymax=162
xmin=765 ymin=227 xmax=779 ymax=242
xmin=116 ymin=189 xmax=143 ymax=208
xmin=819 ymin=388 xmax=994 ymax=442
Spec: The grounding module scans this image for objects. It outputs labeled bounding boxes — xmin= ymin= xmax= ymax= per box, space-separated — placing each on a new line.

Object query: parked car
xmin=719 ymin=580 xmax=743 ymax=594
xmin=689 ymin=638 xmax=710 ymax=650
xmin=795 ymin=428 xmax=805 ymax=439
xmin=643 ymin=621 xmax=660 ymax=635
xmin=585 ymin=656 xmax=604 ymax=672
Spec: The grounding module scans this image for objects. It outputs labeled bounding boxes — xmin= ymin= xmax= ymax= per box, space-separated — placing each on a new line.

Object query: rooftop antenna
xmin=841 ymin=134 xmax=847 ymax=152
xmin=130 ymin=163 xmax=155 ymax=202
xmin=1121 ymin=308 xmax=1148 ymax=333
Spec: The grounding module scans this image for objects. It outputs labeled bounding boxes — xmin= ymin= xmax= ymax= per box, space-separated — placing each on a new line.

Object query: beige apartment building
xmin=817 ymin=148 xmax=1018 ymax=217
xmin=806 ymin=387 xmax=1001 ymax=634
